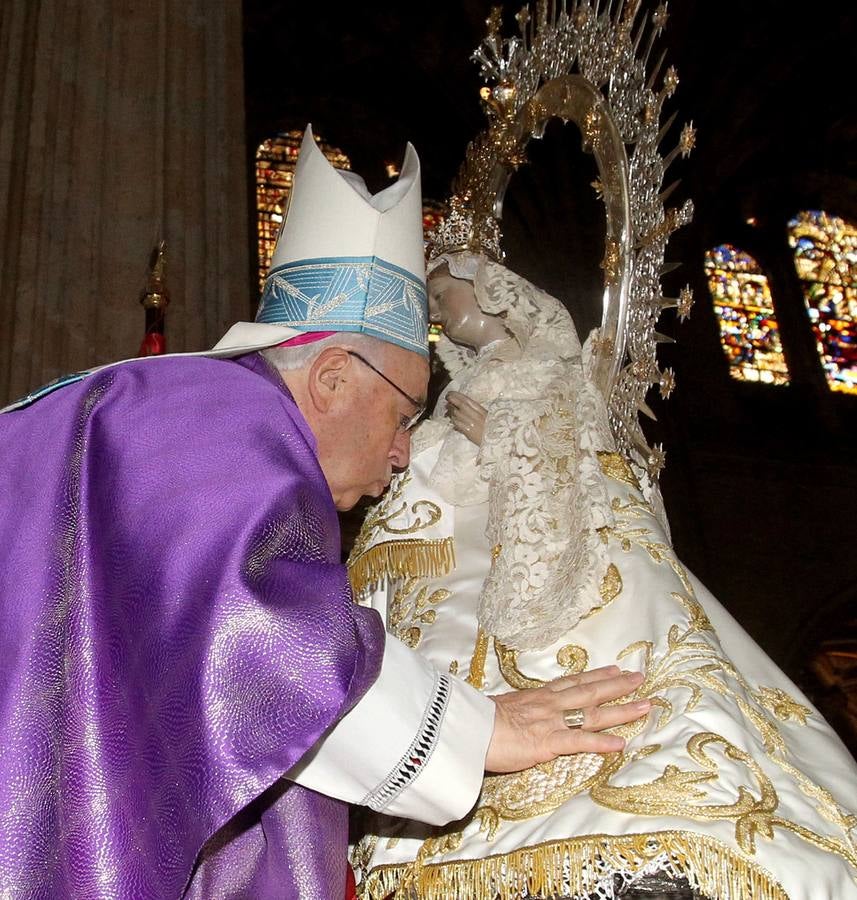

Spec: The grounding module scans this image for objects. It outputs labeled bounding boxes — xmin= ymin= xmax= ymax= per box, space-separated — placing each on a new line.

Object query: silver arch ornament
xmin=447 ymin=0 xmax=696 ymax=476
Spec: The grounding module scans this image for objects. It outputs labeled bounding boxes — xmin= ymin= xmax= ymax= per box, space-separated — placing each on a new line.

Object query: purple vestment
xmin=0 ymin=353 xmax=385 ymax=898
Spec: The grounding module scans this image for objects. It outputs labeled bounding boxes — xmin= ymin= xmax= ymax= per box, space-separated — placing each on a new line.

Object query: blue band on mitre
xmin=257 ymin=256 xmax=429 ymax=357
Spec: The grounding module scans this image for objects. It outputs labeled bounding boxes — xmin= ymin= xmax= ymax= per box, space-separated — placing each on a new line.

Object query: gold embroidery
xmin=465 ymin=628 xmax=490 ymax=690
xmin=608 ymin=491 xmax=692 ymax=593
xmin=478 ymin=752 xmax=618 ymax=827
xmin=600 ymin=563 xmax=622 ymax=603
xmin=469 ymin=635 xmax=617 ymax=831
xmin=469 ymin=501 xmax=857 ymax=874
xmin=348 ymin=469 xmax=412 ymax=563
xmin=392 ymin=831 xmax=464 ymax=897
xmin=576 ymin=562 xmax=623 ymax=623
xmin=597 ymin=492 xmax=857 ymax=874
xmin=402 ymin=627 xmax=421 ymax=648
xmin=490 ymin=542 xmax=502 ymax=561
xmin=597 ymin=450 xmax=641 ymax=489
xmin=379 ymin=499 xmax=443 ymax=535
xmin=556 ymin=644 xmax=589 ymax=675
xmin=448 ymin=659 xmax=459 ymax=675
xmin=591 ymin=734 xmax=780 ymax=855
xmin=773 ymin=754 xmax=857 ymax=853
xmin=494 ymin=639 xmax=589 ymax=689
xmin=494 ymin=640 xmax=544 ymax=689
xmin=387 ymin=577 xmax=416 ymax=633
xmin=387 ymin=578 xmax=451 ymax=650
xmin=358 ymin=830 xmax=789 ymax=900
xmin=358 ymin=464 xmax=857 ymax=890
xmin=348 ymin=468 xmax=451 ymax=595
xmin=754 ymin=685 xmax=812 ymax=725
xmin=349 ymin=833 xmax=378 ymax=880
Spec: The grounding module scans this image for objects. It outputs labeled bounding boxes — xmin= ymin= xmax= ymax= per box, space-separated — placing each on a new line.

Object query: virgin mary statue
xmin=346 ymin=247 xmax=857 ymax=899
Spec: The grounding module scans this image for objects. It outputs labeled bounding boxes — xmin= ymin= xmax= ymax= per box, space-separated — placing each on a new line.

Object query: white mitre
xmin=215 ymin=123 xmax=429 ymax=358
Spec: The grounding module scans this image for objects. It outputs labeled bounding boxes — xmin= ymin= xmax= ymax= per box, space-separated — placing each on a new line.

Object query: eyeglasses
xmin=346 ymin=351 xmax=425 ymax=432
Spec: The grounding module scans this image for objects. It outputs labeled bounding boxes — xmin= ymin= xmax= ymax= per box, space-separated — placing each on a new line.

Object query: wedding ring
xmin=562 ymin=707 xmax=585 ymax=729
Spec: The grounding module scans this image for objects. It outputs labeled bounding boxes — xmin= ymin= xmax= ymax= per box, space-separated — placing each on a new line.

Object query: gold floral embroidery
xmin=457 ymin=635 xmax=614 ymax=838
xmin=600 ymin=563 xmax=622 ymax=603
xmin=598 ymin=489 xmax=857 ymax=874
xmin=774 ymin=754 xmax=857 ymax=846
xmin=465 ymin=628 xmax=490 ymax=690
xmin=450 ymin=487 xmax=856 ymax=873
xmin=754 ymin=686 xmax=812 ymax=725
xmin=597 ymin=450 xmax=641 ymax=489
xmin=609 ymin=493 xmax=693 ymax=593
xmin=387 ymin=578 xmax=451 ymax=650
xmin=556 ymin=643 xmax=589 ymax=675
xmin=494 ymin=639 xmax=590 ymax=690
xmin=401 ymin=627 xmax=421 ymax=648
xmin=494 ymin=640 xmax=544 ymax=690
xmin=478 ymin=752 xmax=619 ymax=831
xmin=591 ymin=734 xmax=780 ymax=855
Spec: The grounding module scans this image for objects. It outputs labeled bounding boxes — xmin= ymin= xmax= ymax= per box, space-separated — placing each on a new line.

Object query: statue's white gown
xmin=349 ymin=264 xmax=857 ymax=900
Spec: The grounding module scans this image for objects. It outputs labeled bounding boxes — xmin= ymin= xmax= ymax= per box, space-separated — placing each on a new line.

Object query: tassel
xmin=359 ymin=831 xmax=789 ymax=900
xmin=348 ymin=538 xmax=455 ymax=597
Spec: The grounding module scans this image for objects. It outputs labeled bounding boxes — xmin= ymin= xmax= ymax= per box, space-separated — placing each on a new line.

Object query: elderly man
xmin=0 ymin=127 xmax=647 ymax=898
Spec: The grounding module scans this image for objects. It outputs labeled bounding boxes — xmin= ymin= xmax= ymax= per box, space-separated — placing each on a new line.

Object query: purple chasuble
xmin=0 ymin=353 xmax=385 ymax=898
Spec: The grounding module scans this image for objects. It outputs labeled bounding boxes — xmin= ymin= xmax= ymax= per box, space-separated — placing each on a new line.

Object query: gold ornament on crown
xmin=427 ymin=0 xmax=696 ymax=475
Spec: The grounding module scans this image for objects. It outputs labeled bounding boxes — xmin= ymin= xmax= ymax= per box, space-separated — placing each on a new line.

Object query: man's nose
xmin=389 ymin=428 xmax=411 ymax=469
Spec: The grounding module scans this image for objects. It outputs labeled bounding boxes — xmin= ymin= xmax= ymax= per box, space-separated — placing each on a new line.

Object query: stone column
xmin=0 ymin=0 xmax=250 ymax=405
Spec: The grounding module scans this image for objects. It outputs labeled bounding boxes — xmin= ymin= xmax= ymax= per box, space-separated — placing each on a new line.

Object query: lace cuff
xmin=360 ymin=671 xmax=451 ymax=812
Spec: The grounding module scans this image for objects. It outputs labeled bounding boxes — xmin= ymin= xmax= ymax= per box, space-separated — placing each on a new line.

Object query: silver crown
xmin=426 ymin=198 xmax=504 ymax=262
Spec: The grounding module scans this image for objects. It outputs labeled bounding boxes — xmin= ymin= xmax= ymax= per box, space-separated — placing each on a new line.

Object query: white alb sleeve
xmin=287 ymin=633 xmax=495 ymax=825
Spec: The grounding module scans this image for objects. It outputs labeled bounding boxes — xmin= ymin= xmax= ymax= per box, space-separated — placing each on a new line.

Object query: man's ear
xmin=306 ymin=346 xmax=352 ymax=414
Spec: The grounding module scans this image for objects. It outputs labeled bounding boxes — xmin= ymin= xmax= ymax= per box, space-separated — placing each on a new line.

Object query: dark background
xmin=243 ymin=1 xmax=857 ymax=751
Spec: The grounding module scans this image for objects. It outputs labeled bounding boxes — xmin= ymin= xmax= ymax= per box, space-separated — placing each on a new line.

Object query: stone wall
xmin=0 ymin=0 xmax=250 ymax=405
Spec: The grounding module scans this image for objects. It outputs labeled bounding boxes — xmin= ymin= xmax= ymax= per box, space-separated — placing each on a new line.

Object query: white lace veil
xmin=419 ymin=254 xmax=618 ymax=650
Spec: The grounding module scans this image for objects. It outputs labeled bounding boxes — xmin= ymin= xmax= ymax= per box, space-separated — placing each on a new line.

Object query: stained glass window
xmin=787 ymin=210 xmax=857 ymax=395
xmin=704 ymin=244 xmax=789 ymax=384
xmin=255 ymin=131 xmax=351 ymax=290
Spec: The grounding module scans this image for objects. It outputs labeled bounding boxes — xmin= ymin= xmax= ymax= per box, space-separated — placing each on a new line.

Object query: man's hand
xmin=446 ymin=391 xmax=487 ymax=446
xmin=485 ymin=666 xmax=649 ymax=773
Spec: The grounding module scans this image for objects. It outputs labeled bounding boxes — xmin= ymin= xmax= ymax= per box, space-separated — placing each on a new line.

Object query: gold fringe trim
xmin=359 ymin=831 xmax=789 ymax=900
xmin=348 ymin=538 xmax=455 ymax=597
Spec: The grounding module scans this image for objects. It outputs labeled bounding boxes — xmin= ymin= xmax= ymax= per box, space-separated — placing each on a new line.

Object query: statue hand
xmin=446 ymin=391 xmax=487 ymax=446
xmin=485 ymin=667 xmax=649 ymax=773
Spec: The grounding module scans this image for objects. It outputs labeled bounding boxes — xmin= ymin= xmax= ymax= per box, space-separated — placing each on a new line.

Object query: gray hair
xmin=260 ymin=332 xmax=389 ymax=372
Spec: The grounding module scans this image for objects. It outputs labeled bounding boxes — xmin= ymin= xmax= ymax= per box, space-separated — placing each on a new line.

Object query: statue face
xmin=427 ymin=267 xmax=482 ymax=346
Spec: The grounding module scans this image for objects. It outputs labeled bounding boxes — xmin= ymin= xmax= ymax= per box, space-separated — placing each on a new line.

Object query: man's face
xmin=325 ymin=343 xmax=429 ymax=511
